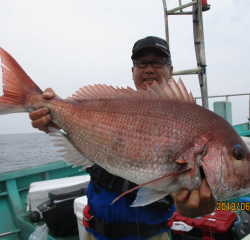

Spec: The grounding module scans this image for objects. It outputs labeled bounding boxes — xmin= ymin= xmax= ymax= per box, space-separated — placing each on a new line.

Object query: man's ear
xmin=132 ymin=67 xmax=135 ymax=80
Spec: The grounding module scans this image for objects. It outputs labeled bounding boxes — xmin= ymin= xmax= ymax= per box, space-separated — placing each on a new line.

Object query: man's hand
xmin=171 ymin=179 xmax=217 ymax=218
xmin=29 ymin=88 xmax=61 ymax=134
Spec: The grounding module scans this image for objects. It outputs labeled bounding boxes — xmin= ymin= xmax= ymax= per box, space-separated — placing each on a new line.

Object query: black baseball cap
xmin=131 ymin=36 xmax=171 ymax=59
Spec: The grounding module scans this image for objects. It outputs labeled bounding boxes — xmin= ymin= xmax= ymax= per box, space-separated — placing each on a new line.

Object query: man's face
xmin=132 ymin=48 xmax=173 ymax=90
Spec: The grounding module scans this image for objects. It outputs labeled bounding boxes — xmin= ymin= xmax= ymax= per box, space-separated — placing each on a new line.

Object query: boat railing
xmin=195 ymin=93 xmax=250 ymax=101
xmin=195 ymin=93 xmax=250 ymax=119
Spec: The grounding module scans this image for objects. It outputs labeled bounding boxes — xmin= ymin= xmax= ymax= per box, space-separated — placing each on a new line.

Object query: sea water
xmin=0 ymin=133 xmax=64 ymax=173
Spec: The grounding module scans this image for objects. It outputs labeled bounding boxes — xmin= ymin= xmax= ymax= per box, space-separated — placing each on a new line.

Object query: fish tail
xmin=0 ymin=48 xmax=43 ymax=115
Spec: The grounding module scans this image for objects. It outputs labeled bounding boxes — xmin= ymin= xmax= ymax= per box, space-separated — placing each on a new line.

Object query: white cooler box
xmin=74 ymin=196 xmax=88 ymax=240
xmin=27 ymin=175 xmax=90 ymax=219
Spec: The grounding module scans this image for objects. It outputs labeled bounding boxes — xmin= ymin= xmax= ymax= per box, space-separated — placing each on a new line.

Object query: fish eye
xmin=233 ymin=147 xmax=245 ymax=160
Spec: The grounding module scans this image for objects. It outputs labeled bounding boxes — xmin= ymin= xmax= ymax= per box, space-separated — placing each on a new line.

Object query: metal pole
xmin=193 ymin=0 xmax=209 ymax=109
xmin=168 ymin=11 xmax=193 ymax=15
xmin=172 ymin=67 xmax=202 ymax=75
xmin=0 ymin=229 xmax=21 ymax=237
xmin=162 ymin=0 xmax=169 ymax=45
xmin=195 ymin=93 xmax=250 ymax=99
xmin=167 ymin=1 xmax=197 ymax=14
xmin=179 ymin=0 xmax=183 ymax=12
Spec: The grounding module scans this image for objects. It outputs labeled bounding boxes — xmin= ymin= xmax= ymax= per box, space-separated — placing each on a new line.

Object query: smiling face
xmin=132 ymin=48 xmax=173 ymax=90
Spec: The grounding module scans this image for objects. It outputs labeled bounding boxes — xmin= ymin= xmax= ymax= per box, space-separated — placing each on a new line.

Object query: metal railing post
xmin=162 ymin=0 xmax=170 ymax=46
xmin=193 ymin=0 xmax=209 ymax=109
xmin=179 ymin=0 xmax=183 ymax=12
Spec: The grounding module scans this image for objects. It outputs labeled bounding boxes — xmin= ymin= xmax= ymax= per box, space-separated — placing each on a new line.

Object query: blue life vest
xmin=85 ymin=182 xmax=176 ymax=240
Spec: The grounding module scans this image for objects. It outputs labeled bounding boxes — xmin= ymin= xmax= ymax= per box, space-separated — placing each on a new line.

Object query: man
xmin=29 ymin=36 xmax=216 ymax=239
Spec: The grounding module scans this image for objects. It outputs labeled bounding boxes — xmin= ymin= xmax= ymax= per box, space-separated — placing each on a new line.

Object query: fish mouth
xmin=196 ymin=144 xmax=208 ymax=181
xmin=192 ymin=153 xmax=207 ymax=189
xmin=198 ymin=163 xmax=221 ymax=200
xmin=194 ymin=144 xmax=210 ymax=192
xmin=199 ymin=166 xmax=206 ymax=180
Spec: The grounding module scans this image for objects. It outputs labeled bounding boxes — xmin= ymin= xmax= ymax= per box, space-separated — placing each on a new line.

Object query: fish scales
xmin=1 ymin=47 xmax=250 ymax=205
xmin=30 ymin=95 xmax=218 ymax=183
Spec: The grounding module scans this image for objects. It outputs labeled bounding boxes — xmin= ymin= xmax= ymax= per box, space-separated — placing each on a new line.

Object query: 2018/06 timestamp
xmin=217 ymin=202 xmax=249 ymax=211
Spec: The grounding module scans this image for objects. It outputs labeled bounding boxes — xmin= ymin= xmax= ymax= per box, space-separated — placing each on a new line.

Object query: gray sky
xmin=0 ymin=0 xmax=249 ymax=135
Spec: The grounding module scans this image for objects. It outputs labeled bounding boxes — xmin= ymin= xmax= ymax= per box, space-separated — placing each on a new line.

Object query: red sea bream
xmin=0 ymin=48 xmax=250 ymax=206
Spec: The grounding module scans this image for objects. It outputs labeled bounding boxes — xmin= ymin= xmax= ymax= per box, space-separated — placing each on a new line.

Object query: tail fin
xmin=0 ymin=48 xmax=43 ymax=115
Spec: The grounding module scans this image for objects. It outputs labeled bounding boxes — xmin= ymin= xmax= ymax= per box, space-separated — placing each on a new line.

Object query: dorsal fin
xmin=169 ymin=77 xmax=185 ymax=101
xmin=178 ymin=77 xmax=191 ymax=103
xmin=144 ymin=82 xmax=161 ymax=98
xmin=66 ymin=77 xmax=196 ymax=104
xmin=159 ymin=77 xmax=176 ymax=99
xmin=149 ymin=80 xmax=169 ymax=98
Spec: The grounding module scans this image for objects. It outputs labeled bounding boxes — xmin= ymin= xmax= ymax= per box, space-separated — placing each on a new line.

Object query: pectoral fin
xmin=49 ymin=128 xmax=94 ymax=170
xmin=111 ymin=165 xmax=190 ymax=206
xmin=130 ymin=187 xmax=169 ymax=207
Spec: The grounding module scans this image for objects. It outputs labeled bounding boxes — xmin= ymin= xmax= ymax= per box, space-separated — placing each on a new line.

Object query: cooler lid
xmin=49 ymin=181 xmax=89 ymax=201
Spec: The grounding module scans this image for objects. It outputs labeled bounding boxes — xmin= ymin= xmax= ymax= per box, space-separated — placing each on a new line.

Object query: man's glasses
xmin=133 ymin=59 xmax=170 ymax=68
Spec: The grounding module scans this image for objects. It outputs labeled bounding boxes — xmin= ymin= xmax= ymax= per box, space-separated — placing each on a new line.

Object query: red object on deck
xmin=202 ymin=0 xmax=208 ymax=4
xmin=171 ymin=210 xmax=237 ymax=240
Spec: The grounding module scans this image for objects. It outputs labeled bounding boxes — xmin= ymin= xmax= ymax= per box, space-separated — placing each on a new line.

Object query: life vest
xmin=86 ymin=165 xmax=174 ymax=212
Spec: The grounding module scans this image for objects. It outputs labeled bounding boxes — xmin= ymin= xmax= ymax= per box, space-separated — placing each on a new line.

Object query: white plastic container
xmin=243 ymin=234 xmax=250 ymax=240
xmin=74 ymin=196 xmax=88 ymax=240
xmin=27 ymin=175 xmax=90 ymax=219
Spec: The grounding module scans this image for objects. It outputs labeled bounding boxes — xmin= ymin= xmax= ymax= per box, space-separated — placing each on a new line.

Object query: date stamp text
xmin=217 ymin=202 xmax=249 ymax=211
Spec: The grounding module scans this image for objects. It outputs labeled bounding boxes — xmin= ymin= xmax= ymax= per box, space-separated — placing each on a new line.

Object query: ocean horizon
xmin=0 ymin=132 xmax=64 ymax=173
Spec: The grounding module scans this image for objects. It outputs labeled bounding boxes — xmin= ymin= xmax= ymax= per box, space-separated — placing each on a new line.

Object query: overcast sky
xmin=0 ymin=0 xmax=249 ymax=135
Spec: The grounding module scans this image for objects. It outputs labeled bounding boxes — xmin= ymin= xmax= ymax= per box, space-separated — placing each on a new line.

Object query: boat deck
xmin=0 ymin=161 xmax=86 ymax=240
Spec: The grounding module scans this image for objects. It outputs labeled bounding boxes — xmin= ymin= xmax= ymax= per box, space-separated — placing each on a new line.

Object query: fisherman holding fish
xmin=29 ymin=36 xmax=217 ymax=240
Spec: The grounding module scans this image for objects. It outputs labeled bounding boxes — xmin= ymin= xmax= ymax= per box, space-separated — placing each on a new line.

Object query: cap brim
xmin=131 ymin=46 xmax=170 ymax=59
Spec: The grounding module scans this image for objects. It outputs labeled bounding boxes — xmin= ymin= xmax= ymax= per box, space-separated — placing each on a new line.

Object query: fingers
xmin=175 ymin=189 xmax=189 ymax=204
xmin=176 ymin=189 xmax=200 ymax=209
xmin=200 ymin=178 xmax=212 ymax=204
xmin=174 ymin=179 xmax=217 ymax=217
xmin=31 ymin=113 xmax=51 ymax=129
xmin=200 ymin=179 xmax=217 ymax=214
xmin=29 ymin=88 xmax=61 ymax=133
xmin=43 ymin=88 xmax=60 ymax=99
xmin=29 ymin=108 xmax=49 ymax=121
xmin=37 ymin=122 xmax=61 ymax=134
xmin=174 ymin=189 xmax=202 ymax=217
xmin=188 ymin=190 xmax=200 ymax=209
xmin=30 ymin=109 xmax=60 ymax=134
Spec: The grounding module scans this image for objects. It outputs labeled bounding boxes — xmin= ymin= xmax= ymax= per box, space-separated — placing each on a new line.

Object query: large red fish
xmin=0 ymin=48 xmax=250 ymax=206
